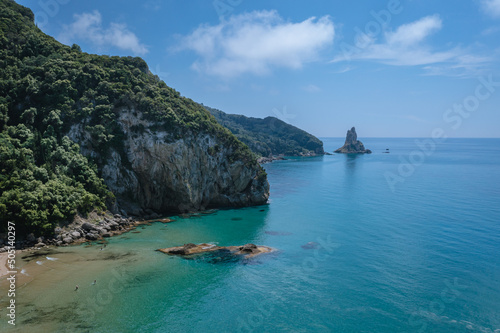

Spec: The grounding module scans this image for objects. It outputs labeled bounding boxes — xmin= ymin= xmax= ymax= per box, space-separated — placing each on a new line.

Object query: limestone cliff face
xmin=67 ymin=106 xmax=269 ymax=215
xmin=334 ymin=127 xmax=372 ymax=154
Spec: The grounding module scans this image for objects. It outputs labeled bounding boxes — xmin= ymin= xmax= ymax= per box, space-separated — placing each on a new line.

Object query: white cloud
xmin=332 ymin=15 xmax=488 ymax=76
xmin=385 ymin=15 xmax=442 ymax=46
xmin=481 ymin=0 xmax=500 ymax=18
xmin=59 ymin=11 xmax=148 ymax=55
xmin=177 ymin=10 xmax=335 ymax=78
xmin=481 ymin=26 xmax=500 ymax=35
xmin=331 ymin=65 xmax=354 ymax=74
xmin=422 ymin=54 xmax=491 ymax=77
xmin=144 ymin=0 xmax=162 ymax=11
xmin=302 ymin=84 xmax=321 ymax=93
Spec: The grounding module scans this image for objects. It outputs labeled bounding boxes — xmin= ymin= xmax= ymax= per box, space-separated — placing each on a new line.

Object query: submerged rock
xmin=157 ymin=243 xmax=274 ymax=259
xmin=301 ymin=242 xmax=320 ymax=250
xmin=265 ymin=231 xmax=293 ymax=236
xmin=334 ymin=127 xmax=372 ymax=154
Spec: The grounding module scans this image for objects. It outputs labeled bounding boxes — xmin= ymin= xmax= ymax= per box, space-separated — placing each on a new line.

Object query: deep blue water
xmin=254 ymin=137 xmax=500 ymax=332
xmin=3 ymin=138 xmax=500 ymax=332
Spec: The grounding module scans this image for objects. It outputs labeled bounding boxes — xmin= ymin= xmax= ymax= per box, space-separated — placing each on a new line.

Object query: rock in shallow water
xmin=157 ymin=243 xmax=275 ymax=260
xmin=62 ymin=237 xmax=73 ymax=244
xmin=85 ymin=233 xmax=98 ymax=241
xmin=239 ymin=243 xmax=257 ymax=253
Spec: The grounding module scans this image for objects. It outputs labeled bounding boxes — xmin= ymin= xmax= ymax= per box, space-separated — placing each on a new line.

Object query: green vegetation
xmin=0 ymin=0 xmax=257 ymax=236
xmin=205 ymin=106 xmax=324 ymax=157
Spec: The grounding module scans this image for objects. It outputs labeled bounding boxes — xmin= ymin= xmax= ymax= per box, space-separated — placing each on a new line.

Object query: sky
xmin=16 ymin=0 xmax=500 ymax=138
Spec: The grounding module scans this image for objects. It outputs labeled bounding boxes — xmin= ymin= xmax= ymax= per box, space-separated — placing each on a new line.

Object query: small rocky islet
xmin=334 ymin=127 xmax=372 ymax=154
xmin=157 ymin=243 xmax=275 ymax=260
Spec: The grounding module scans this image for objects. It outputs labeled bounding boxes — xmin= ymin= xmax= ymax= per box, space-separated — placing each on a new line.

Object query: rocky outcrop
xmin=257 ymin=155 xmax=286 ymax=164
xmin=0 ymin=213 xmax=154 ymax=250
xmin=334 ymin=127 xmax=372 ymax=154
xmin=157 ymin=243 xmax=275 ymax=259
xmin=67 ymin=106 xmax=269 ymax=215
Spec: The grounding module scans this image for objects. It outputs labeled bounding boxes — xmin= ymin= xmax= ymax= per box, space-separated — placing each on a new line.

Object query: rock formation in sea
xmin=157 ymin=243 xmax=275 ymax=259
xmin=334 ymin=127 xmax=372 ymax=154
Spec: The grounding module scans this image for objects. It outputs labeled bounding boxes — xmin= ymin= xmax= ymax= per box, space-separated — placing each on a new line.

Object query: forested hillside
xmin=0 ymin=0 xmax=263 ymax=236
xmin=205 ymin=106 xmax=324 ymax=157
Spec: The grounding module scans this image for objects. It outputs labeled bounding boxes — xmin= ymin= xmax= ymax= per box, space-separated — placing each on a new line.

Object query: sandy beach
xmin=0 ymin=253 xmax=9 ymax=278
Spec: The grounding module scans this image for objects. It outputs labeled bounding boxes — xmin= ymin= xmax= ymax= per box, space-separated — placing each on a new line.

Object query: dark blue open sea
xmin=1 ymin=138 xmax=499 ymax=332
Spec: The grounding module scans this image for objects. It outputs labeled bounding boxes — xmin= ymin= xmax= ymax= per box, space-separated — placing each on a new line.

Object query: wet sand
xmin=0 ymin=253 xmax=8 ymax=278
xmin=0 ymin=244 xmax=141 ymax=332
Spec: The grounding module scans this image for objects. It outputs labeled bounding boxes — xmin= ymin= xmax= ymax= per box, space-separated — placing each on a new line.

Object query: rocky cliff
xmin=67 ymin=106 xmax=269 ymax=215
xmin=334 ymin=127 xmax=372 ymax=154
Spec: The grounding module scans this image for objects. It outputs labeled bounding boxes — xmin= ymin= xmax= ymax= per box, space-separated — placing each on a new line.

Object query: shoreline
xmin=1 ymin=213 xmax=174 ymax=250
xmin=257 ymin=152 xmax=328 ymax=164
xmin=0 ymin=208 xmax=250 ymax=279
xmin=0 ymin=215 xmax=177 ymax=278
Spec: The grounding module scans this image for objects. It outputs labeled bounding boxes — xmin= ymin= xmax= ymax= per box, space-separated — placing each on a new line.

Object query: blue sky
xmin=17 ymin=0 xmax=500 ymax=137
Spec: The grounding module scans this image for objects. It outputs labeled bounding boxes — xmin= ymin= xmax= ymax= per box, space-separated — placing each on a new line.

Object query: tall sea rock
xmin=334 ymin=127 xmax=372 ymax=154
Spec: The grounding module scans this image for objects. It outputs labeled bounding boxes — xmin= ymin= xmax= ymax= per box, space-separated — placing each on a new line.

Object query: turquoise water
xmin=2 ymin=138 xmax=500 ymax=332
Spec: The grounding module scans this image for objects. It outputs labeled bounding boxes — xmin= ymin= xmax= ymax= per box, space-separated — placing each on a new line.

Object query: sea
xmin=1 ymin=138 xmax=499 ymax=333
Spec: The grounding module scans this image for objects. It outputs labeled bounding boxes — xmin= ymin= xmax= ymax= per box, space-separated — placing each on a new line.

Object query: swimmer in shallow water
xmin=92 ymin=280 xmax=96 ymax=285
xmin=75 ymin=285 xmax=79 ymax=291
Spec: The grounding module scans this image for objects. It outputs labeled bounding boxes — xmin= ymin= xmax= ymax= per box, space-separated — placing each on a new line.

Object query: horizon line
xmin=318 ymin=137 xmax=500 ymax=139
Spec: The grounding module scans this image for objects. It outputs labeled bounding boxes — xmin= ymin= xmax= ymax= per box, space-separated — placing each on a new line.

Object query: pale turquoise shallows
xmin=1 ymin=138 xmax=499 ymax=333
